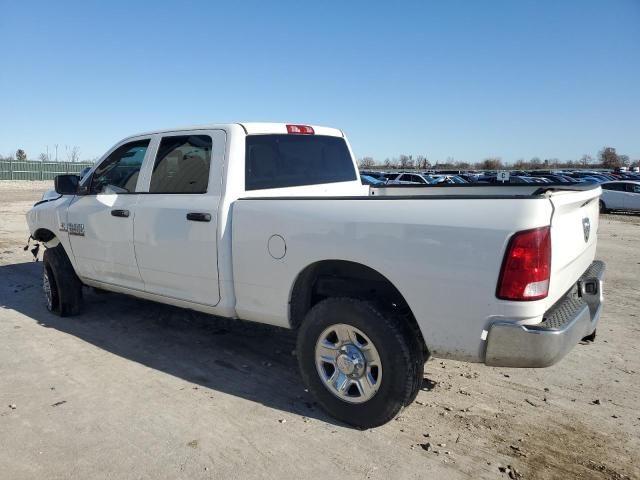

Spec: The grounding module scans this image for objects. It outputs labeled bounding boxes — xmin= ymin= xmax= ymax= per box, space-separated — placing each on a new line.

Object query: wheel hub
xmin=336 ymin=345 xmax=366 ymax=377
xmin=314 ymin=324 xmax=382 ymax=404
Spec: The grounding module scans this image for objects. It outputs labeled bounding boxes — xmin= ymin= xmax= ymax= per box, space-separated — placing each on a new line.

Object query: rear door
xmin=602 ymin=182 xmax=625 ymax=209
xmin=133 ymin=130 xmax=226 ymax=305
xmin=623 ymin=182 xmax=640 ymax=210
xmin=66 ymin=138 xmax=151 ymax=289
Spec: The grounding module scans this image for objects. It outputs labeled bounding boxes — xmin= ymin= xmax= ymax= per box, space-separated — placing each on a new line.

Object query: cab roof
xmin=127 ymin=122 xmax=344 ymax=139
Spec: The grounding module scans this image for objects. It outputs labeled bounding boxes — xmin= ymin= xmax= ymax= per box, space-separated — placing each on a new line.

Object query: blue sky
xmin=1 ymin=0 xmax=638 ymax=164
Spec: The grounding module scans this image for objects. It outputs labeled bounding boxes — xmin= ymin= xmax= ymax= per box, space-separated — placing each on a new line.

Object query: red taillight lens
xmin=497 ymin=226 xmax=551 ymax=301
xmin=286 ymin=124 xmax=314 ymax=135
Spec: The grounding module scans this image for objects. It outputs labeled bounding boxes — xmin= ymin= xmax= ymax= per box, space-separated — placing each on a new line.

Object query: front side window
xmin=629 ymin=184 xmax=640 ymax=194
xmin=245 ymin=135 xmax=356 ymax=190
xmin=90 ymin=140 xmax=149 ymax=194
xmin=150 ymin=135 xmax=212 ymax=194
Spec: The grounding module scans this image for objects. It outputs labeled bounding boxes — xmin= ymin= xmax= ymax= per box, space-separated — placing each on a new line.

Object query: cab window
xmin=90 ymin=140 xmax=149 ymax=194
xmin=150 ymin=135 xmax=212 ymax=194
xmin=245 ymin=134 xmax=356 ymax=190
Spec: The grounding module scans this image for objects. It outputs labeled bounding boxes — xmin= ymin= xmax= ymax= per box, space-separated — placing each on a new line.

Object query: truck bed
xmin=231 ymin=183 xmax=601 ymax=362
xmin=369 ymin=182 xmax=600 ymax=197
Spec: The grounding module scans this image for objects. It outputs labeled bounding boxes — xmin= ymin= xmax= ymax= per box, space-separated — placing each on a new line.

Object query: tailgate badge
xmin=582 ymin=217 xmax=591 ymax=243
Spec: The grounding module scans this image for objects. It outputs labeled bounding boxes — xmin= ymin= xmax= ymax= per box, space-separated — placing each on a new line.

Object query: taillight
xmin=496 ymin=226 xmax=551 ymax=301
xmin=286 ymin=124 xmax=314 ymax=135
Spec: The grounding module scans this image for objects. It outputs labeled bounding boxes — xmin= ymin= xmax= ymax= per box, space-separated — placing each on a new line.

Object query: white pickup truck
xmin=26 ymin=123 xmax=605 ymax=428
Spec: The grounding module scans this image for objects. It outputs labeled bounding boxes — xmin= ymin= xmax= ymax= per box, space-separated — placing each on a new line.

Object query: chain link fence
xmin=0 ymin=160 xmax=94 ymax=181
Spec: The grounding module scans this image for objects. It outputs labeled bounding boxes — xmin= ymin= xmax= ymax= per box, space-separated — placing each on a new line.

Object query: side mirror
xmin=54 ymin=174 xmax=80 ymax=195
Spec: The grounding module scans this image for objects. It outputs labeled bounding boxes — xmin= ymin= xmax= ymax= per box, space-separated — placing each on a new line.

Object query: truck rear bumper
xmin=485 ymin=260 xmax=605 ymax=368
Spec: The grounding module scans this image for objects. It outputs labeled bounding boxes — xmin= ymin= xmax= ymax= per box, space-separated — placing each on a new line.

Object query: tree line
xmin=1 ymin=146 xmax=83 ymax=163
xmin=359 ymin=147 xmax=639 ymax=171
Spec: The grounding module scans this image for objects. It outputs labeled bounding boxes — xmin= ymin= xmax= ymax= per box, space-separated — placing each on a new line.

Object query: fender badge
xmin=582 ymin=217 xmax=591 ymax=243
xmin=60 ymin=222 xmax=85 ymax=236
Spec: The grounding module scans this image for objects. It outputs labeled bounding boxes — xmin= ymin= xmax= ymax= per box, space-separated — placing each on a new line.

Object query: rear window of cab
xmin=245 ymin=134 xmax=357 ymax=190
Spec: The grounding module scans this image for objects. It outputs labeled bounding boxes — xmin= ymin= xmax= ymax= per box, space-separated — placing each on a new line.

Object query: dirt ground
xmin=0 ymin=181 xmax=638 ymax=480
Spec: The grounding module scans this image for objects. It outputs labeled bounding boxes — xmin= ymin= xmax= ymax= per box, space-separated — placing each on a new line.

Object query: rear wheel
xmin=297 ymin=298 xmax=423 ymax=428
xmin=42 ymin=245 xmax=83 ymax=316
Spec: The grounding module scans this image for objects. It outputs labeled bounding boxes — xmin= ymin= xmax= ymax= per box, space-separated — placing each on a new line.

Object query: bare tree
xmin=38 ymin=152 xmax=49 ymax=162
xmin=599 ymin=147 xmax=619 ymax=169
xmin=477 ymin=157 xmax=503 ymax=170
xmin=529 ymin=157 xmax=542 ymax=170
xmin=579 ymin=154 xmax=592 ymax=167
xmin=415 ymin=155 xmax=431 ymax=170
xmin=399 ymin=155 xmax=410 ymax=169
xmin=66 ymin=146 xmax=80 ymax=162
xmin=618 ymin=155 xmax=630 ymax=167
xmin=513 ymin=158 xmax=527 ymax=169
xmin=358 ymin=157 xmax=376 ymax=169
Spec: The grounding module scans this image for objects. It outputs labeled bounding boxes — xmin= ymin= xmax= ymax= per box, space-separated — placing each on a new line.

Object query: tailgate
xmin=546 ymin=186 xmax=601 ymax=307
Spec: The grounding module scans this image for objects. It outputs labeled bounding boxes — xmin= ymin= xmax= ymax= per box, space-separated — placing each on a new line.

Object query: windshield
xmin=245 ymin=135 xmax=357 ymax=190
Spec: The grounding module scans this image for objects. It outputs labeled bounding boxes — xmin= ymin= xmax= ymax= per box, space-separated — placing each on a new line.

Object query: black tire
xmin=599 ymin=200 xmax=608 ymax=214
xmin=297 ymin=298 xmax=424 ymax=429
xmin=42 ymin=245 xmax=83 ymax=316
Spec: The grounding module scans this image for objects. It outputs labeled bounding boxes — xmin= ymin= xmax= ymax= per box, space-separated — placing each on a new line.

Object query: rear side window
xmin=150 ymin=135 xmax=212 ymax=194
xmin=245 ymin=135 xmax=356 ymax=190
xmin=90 ymin=140 xmax=149 ymax=194
xmin=602 ymin=183 xmax=624 ymax=191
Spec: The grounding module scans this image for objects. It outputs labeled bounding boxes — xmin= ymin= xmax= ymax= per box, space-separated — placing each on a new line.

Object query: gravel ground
xmin=0 ymin=181 xmax=638 ymax=480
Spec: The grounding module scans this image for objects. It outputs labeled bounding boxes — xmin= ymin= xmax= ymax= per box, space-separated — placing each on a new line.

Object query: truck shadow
xmin=1 ymin=261 xmax=347 ymax=425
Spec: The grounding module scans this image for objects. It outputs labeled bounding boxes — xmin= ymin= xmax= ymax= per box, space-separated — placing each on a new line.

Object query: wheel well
xmin=33 ymin=228 xmax=56 ymax=242
xmin=289 ymin=260 xmax=427 ymax=353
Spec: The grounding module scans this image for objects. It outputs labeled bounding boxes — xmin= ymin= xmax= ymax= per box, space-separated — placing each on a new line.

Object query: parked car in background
xmin=600 ymin=181 xmax=640 ymax=212
xmin=387 ymin=172 xmax=434 ymax=184
xmin=360 ymin=171 xmax=387 ymax=182
xmin=360 ymin=174 xmax=386 ymax=186
xmin=428 ymin=174 xmax=468 ymax=184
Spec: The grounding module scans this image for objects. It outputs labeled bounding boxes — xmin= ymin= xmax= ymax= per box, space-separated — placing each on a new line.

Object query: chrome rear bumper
xmin=485 ymin=260 xmax=605 ymax=368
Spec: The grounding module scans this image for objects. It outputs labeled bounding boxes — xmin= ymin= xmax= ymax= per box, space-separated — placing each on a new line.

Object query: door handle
xmin=186 ymin=212 xmax=212 ymax=222
xmin=111 ymin=209 xmax=130 ymax=218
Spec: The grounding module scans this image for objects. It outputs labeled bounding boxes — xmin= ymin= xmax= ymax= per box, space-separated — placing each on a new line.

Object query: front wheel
xmin=42 ymin=245 xmax=83 ymax=316
xmin=297 ymin=298 xmax=423 ymax=428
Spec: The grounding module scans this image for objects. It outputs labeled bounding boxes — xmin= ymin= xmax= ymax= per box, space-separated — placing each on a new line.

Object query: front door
xmin=133 ymin=131 xmax=224 ymax=306
xmin=66 ymin=138 xmax=151 ymax=290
